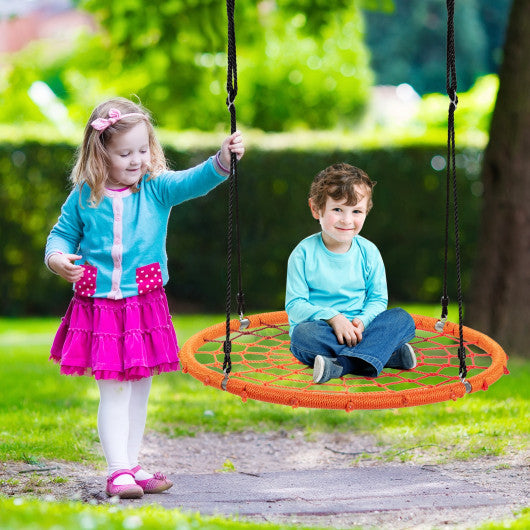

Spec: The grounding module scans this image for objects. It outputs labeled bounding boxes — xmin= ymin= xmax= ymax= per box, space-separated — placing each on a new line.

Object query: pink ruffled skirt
xmin=50 ymin=288 xmax=180 ymax=381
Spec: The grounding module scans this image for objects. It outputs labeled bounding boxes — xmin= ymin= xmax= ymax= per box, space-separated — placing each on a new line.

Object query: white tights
xmin=97 ymin=378 xmax=153 ymax=484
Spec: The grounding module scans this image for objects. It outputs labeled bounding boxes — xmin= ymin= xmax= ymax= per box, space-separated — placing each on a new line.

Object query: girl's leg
xmin=128 ymin=377 xmax=153 ymax=480
xmin=97 ymin=379 xmax=135 ymax=485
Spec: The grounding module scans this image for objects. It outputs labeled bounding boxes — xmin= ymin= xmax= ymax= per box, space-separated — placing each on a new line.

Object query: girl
xmin=45 ymin=97 xmax=244 ymax=498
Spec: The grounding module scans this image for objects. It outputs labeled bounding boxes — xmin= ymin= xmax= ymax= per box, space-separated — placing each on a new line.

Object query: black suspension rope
xmin=220 ymin=0 xmax=467 ymax=386
xmin=223 ymin=0 xmax=245 ymax=384
xmin=442 ymin=0 xmax=467 ymax=381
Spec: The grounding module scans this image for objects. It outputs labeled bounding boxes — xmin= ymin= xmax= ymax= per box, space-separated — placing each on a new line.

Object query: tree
xmin=72 ymin=0 xmax=372 ymax=131
xmin=363 ymin=0 xmax=510 ymax=94
xmin=467 ymin=0 xmax=530 ymax=357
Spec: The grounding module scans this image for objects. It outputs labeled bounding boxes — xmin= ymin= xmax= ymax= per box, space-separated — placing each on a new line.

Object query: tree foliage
xmin=0 ymin=0 xmax=371 ymax=131
xmin=363 ymin=0 xmax=512 ymax=94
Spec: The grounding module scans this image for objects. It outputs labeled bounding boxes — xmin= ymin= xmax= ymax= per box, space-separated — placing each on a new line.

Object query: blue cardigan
xmin=45 ymin=156 xmax=228 ymax=299
xmin=285 ymin=232 xmax=388 ymax=334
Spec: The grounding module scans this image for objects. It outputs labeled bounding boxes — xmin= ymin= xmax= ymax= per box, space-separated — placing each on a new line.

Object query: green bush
xmin=0 ymin=141 xmax=482 ymax=316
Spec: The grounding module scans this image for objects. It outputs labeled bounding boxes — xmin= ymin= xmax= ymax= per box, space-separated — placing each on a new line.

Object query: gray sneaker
xmin=313 ymin=355 xmax=344 ymax=384
xmin=385 ymin=343 xmax=417 ymax=370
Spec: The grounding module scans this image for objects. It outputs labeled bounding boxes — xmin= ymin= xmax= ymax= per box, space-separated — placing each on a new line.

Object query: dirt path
xmin=1 ymin=430 xmax=528 ymax=529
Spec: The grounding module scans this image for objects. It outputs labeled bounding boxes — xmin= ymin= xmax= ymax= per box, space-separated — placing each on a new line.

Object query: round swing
xmin=179 ymin=0 xmax=508 ymax=410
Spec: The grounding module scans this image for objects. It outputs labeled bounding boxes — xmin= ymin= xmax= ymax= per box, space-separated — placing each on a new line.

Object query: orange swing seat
xmin=179 ymin=311 xmax=508 ymax=411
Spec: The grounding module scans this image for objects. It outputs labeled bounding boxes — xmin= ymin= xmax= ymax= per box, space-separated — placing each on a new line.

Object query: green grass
xmin=0 ymin=497 xmax=527 ymax=530
xmin=0 ymin=496 xmax=333 ymax=530
xmin=0 ymin=310 xmax=528 ymax=465
xmin=1 ymin=310 xmax=528 ymax=529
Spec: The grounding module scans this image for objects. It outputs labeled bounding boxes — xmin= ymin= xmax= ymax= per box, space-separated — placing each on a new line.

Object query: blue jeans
xmin=290 ymin=308 xmax=416 ymax=377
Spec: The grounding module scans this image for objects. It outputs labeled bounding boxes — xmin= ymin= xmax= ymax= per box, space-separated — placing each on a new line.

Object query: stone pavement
xmin=129 ymin=466 xmax=508 ymax=517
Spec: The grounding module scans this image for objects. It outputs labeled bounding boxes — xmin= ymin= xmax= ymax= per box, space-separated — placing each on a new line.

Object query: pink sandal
xmin=106 ymin=469 xmax=144 ymax=499
xmin=131 ymin=465 xmax=173 ymax=493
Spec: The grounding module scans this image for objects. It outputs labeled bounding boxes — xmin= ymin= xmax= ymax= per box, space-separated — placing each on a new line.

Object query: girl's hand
xmin=219 ymin=131 xmax=245 ymax=169
xmin=327 ymin=314 xmax=360 ymax=347
xmin=48 ymin=253 xmax=84 ymax=283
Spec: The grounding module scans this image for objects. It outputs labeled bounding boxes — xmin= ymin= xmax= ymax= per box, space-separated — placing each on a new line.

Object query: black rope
xmin=443 ymin=0 xmax=467 ymax=380
xmin=223 ymin=0 xmax=244 ymax=379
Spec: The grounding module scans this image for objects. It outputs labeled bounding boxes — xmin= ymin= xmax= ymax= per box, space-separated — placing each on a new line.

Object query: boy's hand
xmin=48 ymin=253 xmax=84 ymax=283
xmin=219 ymin=131 xmax=244 ymax=170
xmin=351 ymin=318 xmax=365 ymax=342
xmin=327 ymin=314 xmax=361 ymax=347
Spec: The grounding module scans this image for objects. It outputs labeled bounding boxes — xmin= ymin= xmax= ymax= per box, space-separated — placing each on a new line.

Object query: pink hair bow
xmin=91 ymin=108 xmax=145 ymax=132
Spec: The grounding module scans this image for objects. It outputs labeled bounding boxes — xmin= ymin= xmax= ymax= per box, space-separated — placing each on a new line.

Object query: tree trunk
xmin=467 ymin=0 xmax=530 ymax=357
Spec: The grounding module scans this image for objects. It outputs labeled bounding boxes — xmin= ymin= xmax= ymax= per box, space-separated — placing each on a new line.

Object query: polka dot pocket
xmin=136 ymin=263 xmax=163 ymax=295
xmin=75 ymin=264 xmax=97 ymax=297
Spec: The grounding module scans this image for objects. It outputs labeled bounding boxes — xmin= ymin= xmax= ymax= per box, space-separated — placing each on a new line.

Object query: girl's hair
xmin=309 ymin=163 xmax=376 ymax=213
xmin=71 ymin=97 xmax=168 ymax=206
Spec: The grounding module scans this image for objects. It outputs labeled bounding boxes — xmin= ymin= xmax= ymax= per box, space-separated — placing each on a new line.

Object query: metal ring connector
xmin=239 ymin=314 xmax=250 ymax=330
xmin=461 ymin=378 xmax=472 ymax=394
xmin=435 ymin=318 xmax=447 ymax=332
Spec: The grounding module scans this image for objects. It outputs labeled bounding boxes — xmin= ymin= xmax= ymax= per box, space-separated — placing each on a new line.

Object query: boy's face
xmin=309 ymin=188 xmax=370 ymax=253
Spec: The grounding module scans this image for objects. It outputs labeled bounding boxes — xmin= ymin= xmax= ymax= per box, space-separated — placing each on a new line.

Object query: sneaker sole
xmin=404 ymin=343 xmax=417 ymax=370
xmin=313 ymin=355 xmax=325 ymax=383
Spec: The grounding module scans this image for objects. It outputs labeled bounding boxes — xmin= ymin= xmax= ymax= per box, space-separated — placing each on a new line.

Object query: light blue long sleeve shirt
xmin=285 ymin=233 xmax=388 ymax=335
xmin=45 ymin=156 xmax=228 ymax=299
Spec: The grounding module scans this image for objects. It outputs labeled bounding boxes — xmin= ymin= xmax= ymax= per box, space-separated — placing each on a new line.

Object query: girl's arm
xmin=154 ymin=131 xmax=245 ymax=207
xmin=45 ymin=189 xmax=84 ymax=278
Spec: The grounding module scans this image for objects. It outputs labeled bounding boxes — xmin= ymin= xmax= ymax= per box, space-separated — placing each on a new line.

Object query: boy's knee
xmin=389 ymin=307 xmax=412 ymax=320
xmin=291 ymin=321 xmax=314 ymax=351
xmin=290 ymin=320 xmax=328 ymax=366
xmin=387 ymin=307 xmax=415 ymax=331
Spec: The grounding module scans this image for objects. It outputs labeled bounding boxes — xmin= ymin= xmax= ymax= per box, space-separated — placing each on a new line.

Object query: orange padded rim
xmin=179 ymin=311 xmax=508 ymax=410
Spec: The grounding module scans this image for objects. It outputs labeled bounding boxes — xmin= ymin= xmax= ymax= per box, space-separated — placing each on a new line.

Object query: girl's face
xmin=106 ymin=122 xmax=151 ymax=189
xmin=310 ymin=187 xmax=370 ymax=253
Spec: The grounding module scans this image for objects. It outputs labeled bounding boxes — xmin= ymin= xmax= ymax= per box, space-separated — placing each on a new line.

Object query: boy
xmin=285 ymin=163 xmax=416 ymax=384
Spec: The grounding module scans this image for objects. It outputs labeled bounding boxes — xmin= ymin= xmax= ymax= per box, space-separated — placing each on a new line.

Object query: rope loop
xmin=226 ymin=92 xmax=236 ymax=111
xmin=448 ymin=89 xmax=458 ymax=109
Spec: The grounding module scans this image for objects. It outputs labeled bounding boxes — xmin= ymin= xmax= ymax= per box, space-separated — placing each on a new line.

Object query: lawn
xmin=1 ymin=308 xmax=528 ymax=529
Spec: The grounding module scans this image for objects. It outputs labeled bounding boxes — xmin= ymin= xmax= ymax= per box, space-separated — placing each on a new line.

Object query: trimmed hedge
xmin=0 ymin=142 xmax=482 ymax=316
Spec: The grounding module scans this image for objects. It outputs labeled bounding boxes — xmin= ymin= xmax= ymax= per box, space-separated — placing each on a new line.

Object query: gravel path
xmin=2 ymin=430 xmax=528 ymax=529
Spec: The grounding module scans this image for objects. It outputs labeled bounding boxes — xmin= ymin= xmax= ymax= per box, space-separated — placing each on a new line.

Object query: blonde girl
xmin=45 ymin=97 xmax=244 ymax=498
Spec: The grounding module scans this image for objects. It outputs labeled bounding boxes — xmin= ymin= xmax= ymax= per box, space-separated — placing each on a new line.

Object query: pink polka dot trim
xmin=136 ymin=263 xmax=163 ymax=295
xmin=74 ymin=265 xmax=97 ymax=297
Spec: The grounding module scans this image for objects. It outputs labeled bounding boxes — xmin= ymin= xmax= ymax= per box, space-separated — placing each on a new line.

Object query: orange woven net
xmin=180 ymin=311 xmax=508 ymax=411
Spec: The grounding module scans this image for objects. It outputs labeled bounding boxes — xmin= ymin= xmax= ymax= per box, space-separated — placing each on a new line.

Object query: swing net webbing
xmin=180 ymin=311 xmax=508 ymax=411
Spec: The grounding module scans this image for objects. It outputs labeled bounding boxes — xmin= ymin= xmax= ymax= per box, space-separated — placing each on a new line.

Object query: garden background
xmin=0 ymin=0 xmax=509 ymax=320
xmin=1 ymin=1 xmax=529 ymax=529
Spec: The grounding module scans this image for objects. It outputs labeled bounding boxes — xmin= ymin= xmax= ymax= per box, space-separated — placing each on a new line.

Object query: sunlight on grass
xmin=0 ymin=497 xmax=332 ymax=530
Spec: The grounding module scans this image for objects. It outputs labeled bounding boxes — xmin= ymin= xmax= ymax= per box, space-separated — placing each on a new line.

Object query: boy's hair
xmin=309 ymin=163 xmax=376 ymax=212
xmin=71 ymin=97 xmax=168 ymax=206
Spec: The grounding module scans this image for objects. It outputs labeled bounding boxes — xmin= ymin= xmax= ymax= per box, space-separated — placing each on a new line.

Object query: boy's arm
xmin=285 ymin=249 xmax=339 ymax=326
xmin=355 ymin=247 xmax=388 ymax=328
